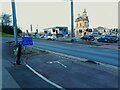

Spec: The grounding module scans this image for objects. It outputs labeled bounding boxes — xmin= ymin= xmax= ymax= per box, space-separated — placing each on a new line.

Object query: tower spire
xmin=83 ymin=8 xmax=87 ymax=16
xmin=78 ymin=13 xmax=80 ymax=17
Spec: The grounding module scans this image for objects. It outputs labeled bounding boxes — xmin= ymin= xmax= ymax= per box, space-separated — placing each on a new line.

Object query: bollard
xmin=16 ymin=43 xmax=22 ymax=65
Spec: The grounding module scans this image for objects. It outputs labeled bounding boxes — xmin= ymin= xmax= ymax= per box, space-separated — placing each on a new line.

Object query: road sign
xmin=21 ymin=36 xmax=33 ymax=46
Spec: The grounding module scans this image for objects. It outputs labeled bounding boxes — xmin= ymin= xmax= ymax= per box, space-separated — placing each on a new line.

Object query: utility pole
xmin=11 ymin=0 xmax=18 ymax=45
xmin=30 ymin=24 xmax=33 ymax=33
xmin=71 ymin=0 xmax=74 ymax=37
xmin=30 ymin=24 xmax=33 ymax=35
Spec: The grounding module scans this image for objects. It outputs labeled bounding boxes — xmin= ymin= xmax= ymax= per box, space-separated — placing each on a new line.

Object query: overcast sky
xmin=1 ymin=0 xmax=119 ymax=32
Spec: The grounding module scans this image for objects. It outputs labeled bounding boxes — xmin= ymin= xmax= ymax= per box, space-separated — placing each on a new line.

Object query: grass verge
xmin=0 ymin=32 xmax=14 ymax=37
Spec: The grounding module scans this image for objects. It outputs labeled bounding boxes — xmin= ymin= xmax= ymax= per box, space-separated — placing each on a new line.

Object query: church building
xmin=75 ymin=9 xmax=91 ymax=37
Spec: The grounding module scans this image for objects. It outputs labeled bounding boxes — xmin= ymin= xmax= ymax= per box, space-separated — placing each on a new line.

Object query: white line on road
xmin=55 ymin=61 xmax=67 ymax=68
xmin=29 ymin=46 xmax=118 ymax=69
xmin=30 ymin=46 xmax=87 ymax=62
xmin=26 ymin=64 xmax=65 ymax=90
xmin=47 ymin=61 xmax=67 ymax=68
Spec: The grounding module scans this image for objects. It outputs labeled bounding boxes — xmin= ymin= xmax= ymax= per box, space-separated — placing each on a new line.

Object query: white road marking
xmin=28 ymin=46 xmax=118 ymax=69
xmin=31 ymin=46 xmax=87 ymax=62
xmin=55 ymin=61 xmax=67 ymax=68
xmin=26 ymin=64 xmax=65 ymax=90
xmin=47 ymin=61 xmax=67 ymax=68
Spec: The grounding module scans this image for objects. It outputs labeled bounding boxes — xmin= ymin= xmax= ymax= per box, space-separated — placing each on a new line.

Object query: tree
xmin=0 ymin=13 xmax=12 ymax=26
xmin=0 ymin=13 xmax=22 ymax=35
xmin=2 ymin=25 xmax=22 ymax=35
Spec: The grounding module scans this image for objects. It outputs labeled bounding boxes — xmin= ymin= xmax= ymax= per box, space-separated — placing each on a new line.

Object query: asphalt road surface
xmin=1 ymin=37 xmax=119 ymax=88
xmin=1 ymin=37 xmax=119 ymax=66
xmin=33 ymin=40 xmax=118 ymax=66
xmin=26 ymin=53 xmax=118 ymax=88
xmin=2 ymin=42 xmax=56 ymax=88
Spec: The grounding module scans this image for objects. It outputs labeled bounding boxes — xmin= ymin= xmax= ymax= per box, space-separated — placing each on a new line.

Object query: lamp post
xmin=65 ymin=0 xmax=74 ymax=37
xmin=11 ymin=0 xmax=18 ymax=45
xmin=30 ymin=24 xmax=33 ymax=35
xmin=70 ymin=0 xmax=74 ymax=37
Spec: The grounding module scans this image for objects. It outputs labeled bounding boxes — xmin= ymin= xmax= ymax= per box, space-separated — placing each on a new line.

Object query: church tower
xmin=83 ymin=9 xmax=89 ymax=29
xmin=75 ymin=9 xmax=89 ymax=37
xmin=83 ymin=9 xmax=87 ymax=16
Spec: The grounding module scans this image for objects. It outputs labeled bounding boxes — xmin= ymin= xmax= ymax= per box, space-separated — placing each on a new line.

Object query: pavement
xmin=2 ymin=42 xmax=56 ymax=89
xmin=1 ymin=41 xmax=119 ymax=89
xmin=2 ymin=42 xmax=20 ymax=89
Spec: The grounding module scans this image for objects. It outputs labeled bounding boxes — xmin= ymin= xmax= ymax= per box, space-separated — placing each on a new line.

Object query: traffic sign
xmin=21 ymin=36 xmax=33 ymax=46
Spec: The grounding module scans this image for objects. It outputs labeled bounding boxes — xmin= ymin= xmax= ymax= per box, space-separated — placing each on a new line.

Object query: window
xmin=56 ymin=30 xmax=58 ymax=34
xmin=89 ymin=29 xmax=92 ymax=32
xmin=86 ymin=29 xmax=88 ymax=32
xmin=64 ymin=29 xmax=66 ymax=32
xmin=76 ymin=23 xmax=78 ymax=27
xmin=76 ymin=31 xmax=79 ymax=36
xmin=79 ymin=29 xmax=82 ymax=33
xmin=80 ymin=23 xmax=82 ymax=27
xmin=104 ymin=30 xmax=106 ymax=32
xmin=85 ymin=22 xmax=88 ymax=27
xmin=44 ymin=31 xmax=47 ymax=33
xmin=59 ymin=28 xmax=63 ymax=30
xmin=53 ymin=29 xmax=55 ymax=32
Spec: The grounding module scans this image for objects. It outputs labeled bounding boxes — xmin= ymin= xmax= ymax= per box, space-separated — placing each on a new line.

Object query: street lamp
xmin=70 ymin=0 xmax=74 ymax=37
xmin=65 ymin=0 xmax=74 ymax=37
xmin=11 ymin=0 xmax=18 ymax=45
xmin=30 ymin=24 xmax=33 ymax=35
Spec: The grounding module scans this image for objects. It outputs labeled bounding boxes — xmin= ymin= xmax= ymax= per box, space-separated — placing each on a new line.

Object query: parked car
xmin=44 ymin=35 xmax=57 ymax=40
xmin=97 ymin=35 xmax=119 ymax=43
xmin=81 ymin=35 xmax=95 ymax=41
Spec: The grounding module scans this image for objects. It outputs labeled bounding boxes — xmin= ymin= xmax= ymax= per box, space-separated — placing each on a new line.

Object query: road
xmin=1 ymin=37 xmax=119 ymax=88
xmin=33 ymin=40 xmax=118 ymax=66
xmin=1 ymin=37 xmax=119 ymax=66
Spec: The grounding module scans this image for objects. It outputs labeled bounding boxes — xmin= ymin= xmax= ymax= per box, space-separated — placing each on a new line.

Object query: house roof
xmin=94 ymin=27 xmax=105 ymax=30
xmin=75 ymin=17 xmax=83 ymax=22
xmin=75 ymin=16 xmax=89 ymax=22
xmin=44 ymin=26 xmax=68 ymax=31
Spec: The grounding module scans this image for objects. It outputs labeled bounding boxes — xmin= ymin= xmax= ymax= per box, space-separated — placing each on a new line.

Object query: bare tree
xmin=0 ymin=13 xmax=12 ymax=26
